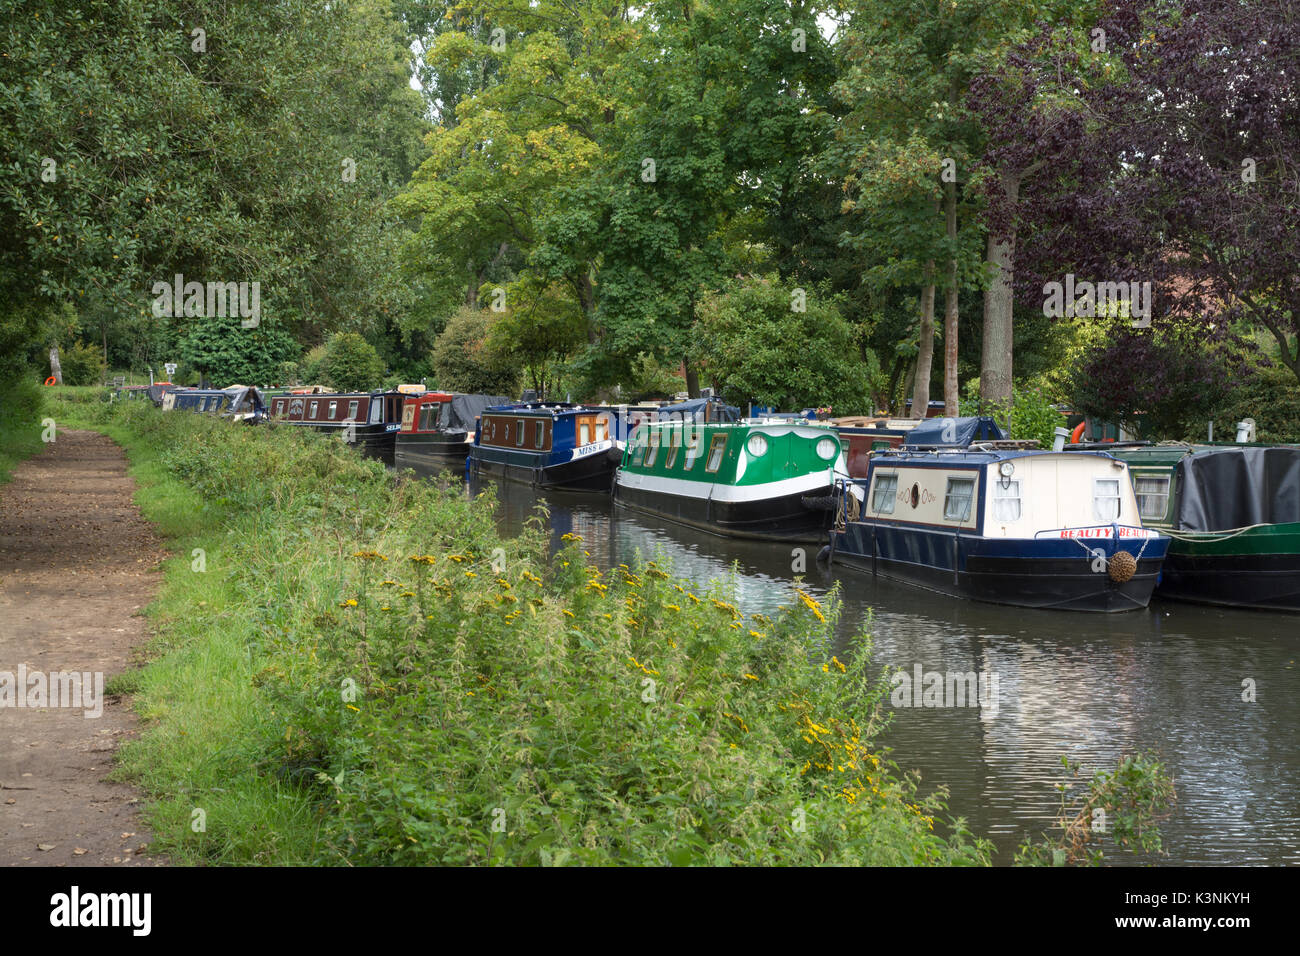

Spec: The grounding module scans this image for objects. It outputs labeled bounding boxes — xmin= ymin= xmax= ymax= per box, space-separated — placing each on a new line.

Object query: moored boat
xmin=469 ymin=402 xmax=628 ymax=491
xmin=162 ymin=385 xmax=266 ymax=422
xmin=1110 ymin=444 xmax=1300 ymax=611
xmin=395 ymin=392 xmax=511 ymax=476
xmin=266 ymin=389 xmax=406 ymax=463
xmin=824 ymin=443 xmax=1170 ymax=611
xmin=614 ymin=419 xmax=848 ymax=541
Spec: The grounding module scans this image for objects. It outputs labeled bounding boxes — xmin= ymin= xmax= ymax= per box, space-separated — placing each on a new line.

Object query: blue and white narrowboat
xmin=162 ymin=385 xmax=266 ymax=422
xmin=824 ymin=446 xmax=1170 ymax=612
xmin=470 ymin=403 xmax=639 ymax=492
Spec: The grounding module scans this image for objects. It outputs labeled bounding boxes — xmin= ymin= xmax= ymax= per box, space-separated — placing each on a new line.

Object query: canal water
xmin=460 ymin=475 xmax=1298 ymax=865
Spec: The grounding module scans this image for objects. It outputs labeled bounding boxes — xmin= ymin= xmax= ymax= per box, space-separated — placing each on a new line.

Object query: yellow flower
xmin=465 ymin=571 xmax=477 ymax=578
xmin=743 ymin=673 xmax=758 ymax=681
xmin=562 ymin=609 xmax=575 ymax=618
xmin=340 ymin=599 xmax=358 ymax=608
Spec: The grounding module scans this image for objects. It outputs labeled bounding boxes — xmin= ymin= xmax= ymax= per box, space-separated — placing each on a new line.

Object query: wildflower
xmin=465 ymin=571 xmax=477 ymax=578
xmin=352 ymin=550 xmax=387 ymax=561
xmin=562 ymin=610 xmax=575 ymax=619
xmin=628 ymin=656 xmax=658 ymax=676
xmin=830 ymin=656 xmax=846 ymax=673
xmin=795 ymin=588 xmax=826 ymax=623
xmin=665 ymin=604 xmax=681 ymax=612
xmin=408 ymin=554 xmax=437 ymax=565
xmin=749 ymin=630 xmax=762 ymax=639
xmin=346 ymin=704 xmax=359 ymax=712
xmin=743 ymin=673 xmax=758 ymax=681
xmin=339 ymin=599 xmax=358 ymax=608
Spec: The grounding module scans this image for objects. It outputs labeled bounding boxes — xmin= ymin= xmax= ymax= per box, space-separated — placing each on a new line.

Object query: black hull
xmin=471 ymin=447 xmax=621 ymax=492
xmin=1155 ymin=553 xmax=1300 ymax=611
xmin=394 ymin=436 xmax=472 ymax=477
xmin=272 ymin=420 xmax=397 ymax=465
xmin=827 ymin=525 xmax=1165 ymax=613
xmin=615 ymin=482 xmax=835 ymax=542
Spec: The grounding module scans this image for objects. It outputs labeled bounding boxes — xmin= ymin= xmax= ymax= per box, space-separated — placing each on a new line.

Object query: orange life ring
xmin=1070 ymin=422 xmax=1086 ymax=444
xmin=43 ymin=376 xmax=57 ymax=387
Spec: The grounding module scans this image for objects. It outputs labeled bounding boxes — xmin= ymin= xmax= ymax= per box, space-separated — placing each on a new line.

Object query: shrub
xmin=431 ymin=306 xmax=519 ymax=395
xmin=320 ymin=332 xmax=385 ymax=392
xmin=962 ymin=385 xmax=1067 ymax=447
xmin=58 ymin=340 xmax=106 ymax=386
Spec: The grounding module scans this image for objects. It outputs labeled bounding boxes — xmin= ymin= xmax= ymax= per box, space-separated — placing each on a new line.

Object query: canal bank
xmin=476 ymin=477 xmax=1300 ymax=865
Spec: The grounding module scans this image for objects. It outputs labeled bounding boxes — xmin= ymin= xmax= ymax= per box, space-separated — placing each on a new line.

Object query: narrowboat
xmin=161 ymin=385 xmax=266 ymax=422
xmin=469 ymin=403 xmax=627 ymax=491
xmin=1109 ymin=444 xmax=1300 ymax=611
xmin=613 ymin=419 xmax=849 ymax=541
xmin=266 ymin=389 xmax=406 ymax=463
xmin=394 ymin=392 xmax=511 ymax=475
xmin=824 ymin=445 xmax=1170 ymax=612
xmin=833 ymin=417 xmax=923 ymax=478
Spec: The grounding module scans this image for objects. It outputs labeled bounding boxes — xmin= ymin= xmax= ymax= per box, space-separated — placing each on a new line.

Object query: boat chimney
xmin=1236 ymin=418 xmax=1255 ymax=443
xmin=1208 ymin=421 xmax=1214 ymax=442
xmin=1052 ymin=427 xmax=1070 ymax=452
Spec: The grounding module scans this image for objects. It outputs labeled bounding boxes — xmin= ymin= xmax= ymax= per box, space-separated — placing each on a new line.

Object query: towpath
xmin=0 ymin=429 xmax=164 ymax=865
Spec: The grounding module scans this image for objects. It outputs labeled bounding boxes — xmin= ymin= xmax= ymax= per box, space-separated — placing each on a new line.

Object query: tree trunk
xmin=910 ymin=277 xmax=936 ymax=418
xmin=48 ymin=346 xmax=63 ymax=386
xmin=897 ymin=359 xmax=916 ymax=416
xmin=944 ymin=177 xmax=959 ymax=415
xmin=980 ymin=172 xmax=1020 ymax=412
xmin=683 ymin=357 xmax=700 ymax=399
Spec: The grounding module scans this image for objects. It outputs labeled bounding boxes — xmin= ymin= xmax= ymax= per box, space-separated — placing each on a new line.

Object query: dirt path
xmin=0 ymin=429 xmax=166 ymax=865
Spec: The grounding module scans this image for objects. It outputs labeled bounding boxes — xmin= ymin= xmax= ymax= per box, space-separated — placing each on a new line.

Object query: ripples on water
xmin=461 ymin=475 xmax=1299 ymax=865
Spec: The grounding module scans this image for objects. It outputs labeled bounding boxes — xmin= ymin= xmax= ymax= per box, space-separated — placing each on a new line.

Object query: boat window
xmin=871 ymin=474 xmax=897 ymax=514
xmin=944 ymin=476 xmax=976 ymax=522
xmin=515 ymin=419 xmax=526 ymax=447
xmin=993 ymin=479 xmax=1021 ymax=521
xmin=645 ymin=430 xmax=660 ymax=467
xmin=631 ymin=433 xmax=646 ymax=466
xmin=684 ymin=434 xmax=701 ymax=469
xmin=328 ymin=401 xmax=338 ymax=420
xmin=369 ymin=400 xmax=381 ymax=424
xmin=535 ymin=421 xmax=545 ymax=449
xmin=705 ymin=434 xmax=727 ymax=473
xmin=1094 ymin=478 xmax=1122 ymax=521
xmin=665 ymin=431 xmax=680 ymax=469
xmin=309 ymin=401 xmax=319 ymax=418
xmin=1135 ymin=476 xmax=1170 ymax=519
xmin=579 ymin=422 xmax=590 ymax=446
xmin=289 ymin=398 xmax=303 ymax=416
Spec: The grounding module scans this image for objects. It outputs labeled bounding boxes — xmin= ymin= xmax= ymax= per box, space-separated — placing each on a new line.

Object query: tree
xmin=485 ymin=280 xmax=586 ymax=398
xmin=694 ymin=276 xmax=875 ymax=414
xmin=430 ymin=307 xmax=519 ymax=395
xmin=321 ymin=332 xmax=387 ymax=393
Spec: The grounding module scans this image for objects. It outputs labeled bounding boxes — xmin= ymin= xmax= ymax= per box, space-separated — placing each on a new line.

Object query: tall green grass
xmin=0 ymin=375 xmax=47 ymax=484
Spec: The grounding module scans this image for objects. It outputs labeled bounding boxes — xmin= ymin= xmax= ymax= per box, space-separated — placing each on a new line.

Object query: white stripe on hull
xmin=616 ymin=468 xmax=836 ymax=504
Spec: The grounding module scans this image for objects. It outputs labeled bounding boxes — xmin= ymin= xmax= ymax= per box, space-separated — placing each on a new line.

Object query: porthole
xmin=910 ymin=483 xmax=920 ymax=509
xmin=815 ymin=437 xmax=838 ymax=460
xmin=746 ymin=434 xmax=768 ymax=457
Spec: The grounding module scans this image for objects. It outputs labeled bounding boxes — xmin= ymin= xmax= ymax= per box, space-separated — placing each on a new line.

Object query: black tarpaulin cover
xmin=1176 ymin=447 xmax=1300 ymax=531
xmin=904 ymin=416 xmax=1008 ymax=447
xmin=445 ymin=394 xmax=512 ymax=431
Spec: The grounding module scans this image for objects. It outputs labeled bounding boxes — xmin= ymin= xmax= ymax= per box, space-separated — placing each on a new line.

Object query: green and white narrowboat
xmin=613 ymin=420 xmax=847 ymax=541
xmin=1110 ymin=444 xmax=1300 ymax=611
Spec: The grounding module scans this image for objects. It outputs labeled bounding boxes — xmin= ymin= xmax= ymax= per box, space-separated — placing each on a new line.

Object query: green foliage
xmin=485 ymin=281 xmax=586 ymax=398
xmin=1193 ymin=363 xmax=1300 ymax=444
xmin=179 ymin=316 xmax=300 ymax=387
xmin=695 ymin=277 xmax=876 ymax=414
xmin=321 ymin=332 xmax=386 ymax=393
xmin=431 ymin=306 xmax=519 ymax=395
xmin=0 ymin=372 xmax=45 ymax=484
xmin=56 ymin=340 xmax=105 ymax=386
xmin=1015 ymin=753 xmax=1175 ymax=866
xmin=962 ymin=385 xmax=1065 ymax=447
xmin=301 ymin=345 xmax=329 ymax=385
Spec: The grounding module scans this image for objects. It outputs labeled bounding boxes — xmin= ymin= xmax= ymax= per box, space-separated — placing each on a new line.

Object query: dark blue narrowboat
xmin=162 ymin=385 xmax=266 ymax=422
xmin=470 ymin=403 xmax=652 ymax=492
xmin=265 ymin=389 xmax=406 ymax=463
xmin=823 ymin=444 xmax=1171 ymax=612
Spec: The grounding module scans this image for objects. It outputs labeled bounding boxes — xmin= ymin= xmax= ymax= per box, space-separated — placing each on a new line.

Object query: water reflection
xmin=468 ymin=475 xmax=1300 ymax=865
